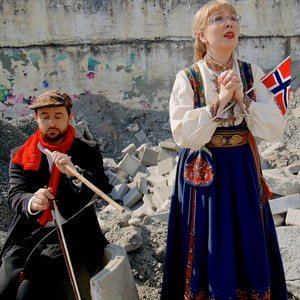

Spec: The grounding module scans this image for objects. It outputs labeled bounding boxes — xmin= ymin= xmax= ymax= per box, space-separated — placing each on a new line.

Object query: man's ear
xmin=69 ymin=112 xmax=74 ymax=123
xmin=34 ymin=112 xmax=38 ymax=122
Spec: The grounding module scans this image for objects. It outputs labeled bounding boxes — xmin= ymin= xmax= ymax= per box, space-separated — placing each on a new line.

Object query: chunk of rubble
xmin=104 ymin=139 xmax=178 ymax=217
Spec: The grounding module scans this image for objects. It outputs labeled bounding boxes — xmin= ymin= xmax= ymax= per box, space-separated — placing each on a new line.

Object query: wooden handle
xmin=44 ymin=149 xmax=125 ymax=213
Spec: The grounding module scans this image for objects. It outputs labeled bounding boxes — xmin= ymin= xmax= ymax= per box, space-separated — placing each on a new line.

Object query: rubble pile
xmin=0 ymin=87 xmax=300 ymax=299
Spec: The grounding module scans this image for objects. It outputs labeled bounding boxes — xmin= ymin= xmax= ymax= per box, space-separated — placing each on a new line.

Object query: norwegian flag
xmin=261 ymin=56 xmax=291 ymax=115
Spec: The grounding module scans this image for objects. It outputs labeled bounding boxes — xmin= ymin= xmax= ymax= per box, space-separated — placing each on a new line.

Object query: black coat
xmin=0 ymin=137 xmax=111 ymax=275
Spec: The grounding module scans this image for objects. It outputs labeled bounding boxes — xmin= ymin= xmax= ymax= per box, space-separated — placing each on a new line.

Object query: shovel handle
xmin=44 ymin=149 xmax=125 ymax=213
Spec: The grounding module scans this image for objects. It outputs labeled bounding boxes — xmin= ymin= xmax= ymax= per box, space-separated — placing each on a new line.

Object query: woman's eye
xmin=215 ymin=16 xmax=224 ymax=22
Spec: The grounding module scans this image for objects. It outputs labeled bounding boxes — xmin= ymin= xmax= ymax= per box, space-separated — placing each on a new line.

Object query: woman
xmin=161 ymin=1 xmax=287 ymax=299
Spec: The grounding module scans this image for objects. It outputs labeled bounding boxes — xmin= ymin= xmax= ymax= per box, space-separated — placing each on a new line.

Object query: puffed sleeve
xmin=169 ymin=71 xmax=218 ymax=148
xmin=244 ymin=64 xmax=284 ymax=141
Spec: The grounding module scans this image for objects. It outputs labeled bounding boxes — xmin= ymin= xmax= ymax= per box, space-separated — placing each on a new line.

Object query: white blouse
xmin=169 ymin=58 xmax=284 ymax=149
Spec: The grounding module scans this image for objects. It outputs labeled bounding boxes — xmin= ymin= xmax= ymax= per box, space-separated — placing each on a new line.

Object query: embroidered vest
xmin=183 ymin=59 xmax=256 ymax=108
xmin=183 ymin=59 xmax=272 ymax=205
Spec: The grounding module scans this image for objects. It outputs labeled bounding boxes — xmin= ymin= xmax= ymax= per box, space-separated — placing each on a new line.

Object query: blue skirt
xmin=161 ymin=125 xmax=287 ymax=300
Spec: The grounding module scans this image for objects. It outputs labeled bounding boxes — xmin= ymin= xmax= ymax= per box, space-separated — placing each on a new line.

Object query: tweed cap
xmin=29 ymin=90 xmax=73 ymax=110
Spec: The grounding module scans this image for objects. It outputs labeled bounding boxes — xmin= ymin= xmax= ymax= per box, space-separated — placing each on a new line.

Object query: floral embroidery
xmin=184 ymin=157 xmax=214 ymax=185
xmin=243 ymin=94 xmax=253 ymax=112
xmin=261 ymin=289 xmax=271 ymax=300
xmin=183 ymin=288 xmax=271 ymax=300
xmin=209 ymin=97 xmax=220 ymax=119
xmin=237 ymin=288 xmax=248 ymax=299
xmin=205 ymin=54 xmax=234 ymax=74
xmin=204 ymin=54 xmax=237 ymax=126
xmin=184 ymin=64 xmax=206 ymax=108
xmin=196 ymin=292 xmax=209 ymax=300
xmin=205 ymin=53 xmax=234 ymax=94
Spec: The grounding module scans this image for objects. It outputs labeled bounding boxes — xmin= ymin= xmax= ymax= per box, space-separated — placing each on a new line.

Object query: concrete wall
xmin=0 ymin=0 xmax=299 ymax=119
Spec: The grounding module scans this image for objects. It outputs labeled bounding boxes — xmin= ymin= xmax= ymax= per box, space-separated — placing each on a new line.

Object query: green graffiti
xmin=1 ymin=50 xmax=29 ymax=74
xmin=88 ymin=57 xmax=100 ymax=71
xmin=124 ymin=53 xmax=135 ymax=73
xmin=55 ymin=54 xmax=68 ymax=64
xmin=29 ymin=53 xmax=41 ymax=69
xmin=0 ymin=84 xmax=12 ymax=103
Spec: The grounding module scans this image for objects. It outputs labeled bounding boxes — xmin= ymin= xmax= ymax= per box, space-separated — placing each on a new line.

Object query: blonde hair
xmin=193 ymin=0 xmax=237 ymax=62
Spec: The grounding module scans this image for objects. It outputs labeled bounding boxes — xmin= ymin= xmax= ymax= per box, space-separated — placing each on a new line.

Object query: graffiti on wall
xmin=0 ymin=48 xmax=157 ymax=120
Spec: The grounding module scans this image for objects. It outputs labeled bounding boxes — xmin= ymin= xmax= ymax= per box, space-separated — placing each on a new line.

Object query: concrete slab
xmin=90 ymin=244 xmax=139 ymax=300
xmin=286 ymin=208 xmax=300 ymax=226
xmin=269 ymin=194 xmax=300 ymax=215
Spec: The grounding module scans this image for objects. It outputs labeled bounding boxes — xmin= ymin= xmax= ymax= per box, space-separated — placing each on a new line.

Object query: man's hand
xmin=50 ymin=151 xmax=76 ymax=177
xmin=49 ymin=151 xmax=81 ymax=184
xmin=31 ymin=187 xmax=54 ymax=211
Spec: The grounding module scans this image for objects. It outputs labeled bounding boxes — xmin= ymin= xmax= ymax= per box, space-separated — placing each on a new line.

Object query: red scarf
xmin=13 ymin=125 xmax=75 ymax=225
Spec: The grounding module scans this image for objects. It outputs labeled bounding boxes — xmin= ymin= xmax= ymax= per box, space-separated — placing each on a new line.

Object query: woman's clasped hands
xmin=218 ymin=69 xmax=246 ymax=114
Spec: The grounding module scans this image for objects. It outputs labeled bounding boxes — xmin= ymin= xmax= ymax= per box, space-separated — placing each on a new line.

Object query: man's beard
xmin=43 ymin=128 xmax=66 ymax=143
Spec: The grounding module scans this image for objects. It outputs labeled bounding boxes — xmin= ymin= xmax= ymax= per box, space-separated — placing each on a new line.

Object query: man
xmin=0 ymin=90 xmax=111 ymax=300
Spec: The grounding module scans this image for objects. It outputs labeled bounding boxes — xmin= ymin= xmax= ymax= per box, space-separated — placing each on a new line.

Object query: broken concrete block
xmin=167 ymin=165 xmax=177 ymax=186
xmin=158 ymin=147 xmax=178 ymax=162
xmin=286 ymin=208 xmax=300 ymax=226
xmin=110 ymin=184 xmax=129 ymax=200
xmin=146 ymin=175 xmax=168 ymax=187
xmin=117 ymin=153 xmax=141 ymax=176
xmin=123 ymin=187 xmax=142 ymax=208
xmin=142 ymin=194 xmax=156 ymax=211
xmin=262 ymin=168 xmax=300 ymax=196
xmin=269 ymin=194 xmax=300 ymax=215
xmin=157 ymin=157 xmax=177 ymax=176
xmin=133 ymin=172 xmax=148 ymax=184
xmin=121 ymin=143 xmax=137 ymax=157
xmin=276 ymin=226 xmax=300 ymax=291
xmin=135 ymin=143 xmax=147 ymax=160
xmin=132 ymin=204 xmax=155 ymax=218
xmin=151 ymin=211 xmax=170 ymax=223
xmin=159 ymin=185 xmax=173 ymax=201
xmin=137 ymin=176 xmax=148 ymax=195
xmin=116 ymin=170 xmax=129 ymax=180
xmin=159 ymin=140 xmax=180 ymax=152
xmin=110 ymin=173 xmax=128 ymax=186
xmin=134 ymin=130 xmax=147 ymax=143
xmin=103 ymin=158 xmax=117 ymax=169
xmin=127 ymin=123 xmax=139 ymax=132
xmin=273 ymin=214 xmax=284 ymax=227
xmin=140 ymin=148 xmax=159 ymax=166
xmin=152 ymin=187 xmax=166 ymax=209
xmin=90 ymin=244 xmax=139 ymax=300
xmin=145 ymin=166 xmax=158 ymax=176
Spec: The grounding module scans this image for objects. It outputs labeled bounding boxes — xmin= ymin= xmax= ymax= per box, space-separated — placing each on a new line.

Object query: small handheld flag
xmin=261 ymin=56 xmax=291 ymax=115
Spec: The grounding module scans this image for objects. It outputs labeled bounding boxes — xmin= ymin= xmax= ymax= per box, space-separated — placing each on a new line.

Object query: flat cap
xmin=29 ymin=90 xmax=73 ymax=110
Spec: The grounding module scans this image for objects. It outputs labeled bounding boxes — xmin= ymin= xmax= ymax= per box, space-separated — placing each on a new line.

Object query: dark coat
xmin=0 ymin=137 xmax=111 ymax=275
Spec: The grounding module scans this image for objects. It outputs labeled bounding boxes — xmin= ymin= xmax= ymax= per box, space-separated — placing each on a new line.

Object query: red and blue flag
xmin=261 ymin=56 xmax=291 ymax=115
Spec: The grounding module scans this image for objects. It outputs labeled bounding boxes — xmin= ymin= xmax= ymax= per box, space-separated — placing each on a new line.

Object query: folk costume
xmin=161 ymin=55 xmax=288 ymax=299
xmin=0 ymin=125 xmax=111 ymax=300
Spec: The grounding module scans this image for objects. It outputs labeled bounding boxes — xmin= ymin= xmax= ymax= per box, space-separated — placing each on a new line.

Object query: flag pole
xmin=187 ymin=55 xmax=291 ymax=140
